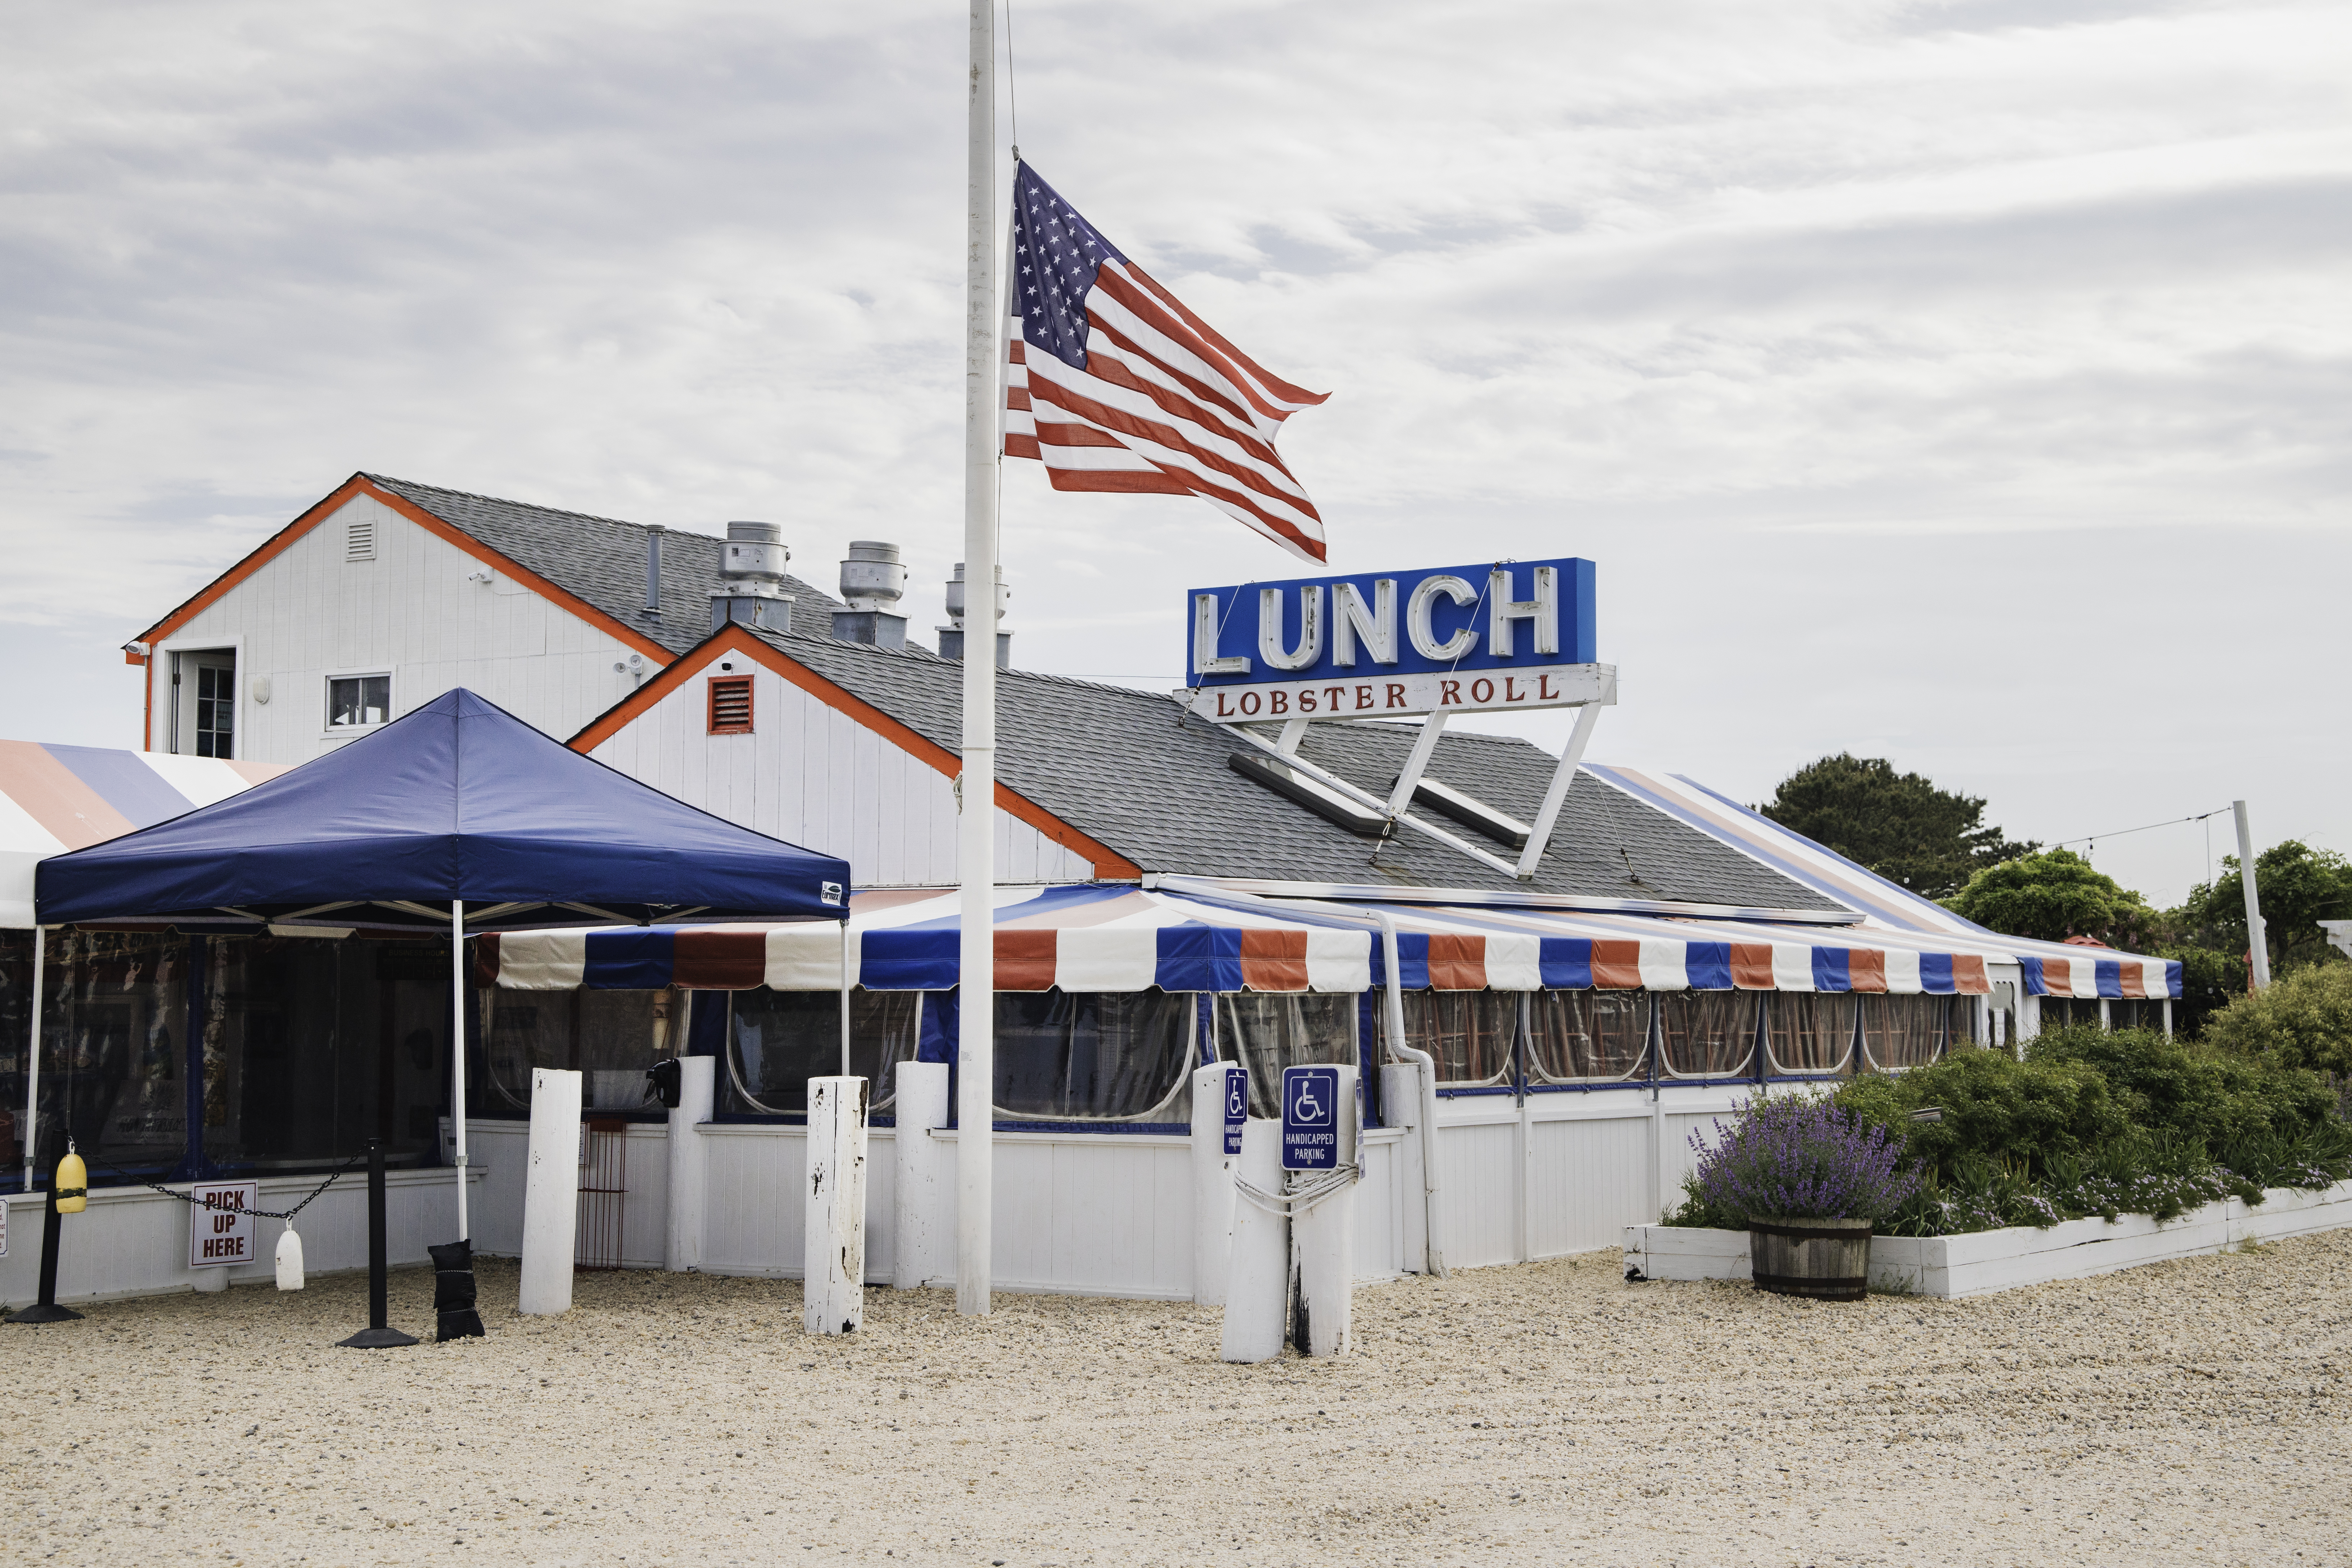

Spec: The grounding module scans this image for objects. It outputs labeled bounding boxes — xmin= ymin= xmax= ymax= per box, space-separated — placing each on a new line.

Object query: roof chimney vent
xmin=640 ymin=524 xmax=665 ymax=619
xmin=831 ymin=541 xmax=908 ymax=650
xmin=710 ymin=520 xmax=794 ymax=635
xmin=939 ymin=561 xmax=1010 ymax=668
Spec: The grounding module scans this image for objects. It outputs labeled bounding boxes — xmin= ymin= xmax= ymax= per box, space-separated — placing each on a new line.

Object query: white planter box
xmin=1623 ymin=1179 xmax=2352 ymax=1299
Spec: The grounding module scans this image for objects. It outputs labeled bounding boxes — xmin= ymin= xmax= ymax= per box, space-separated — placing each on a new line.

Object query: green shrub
xmin=2203 ymin=964 xmax=2352 ymax=1079
xmin=2031 ymin=1023 xmax=2337 ymax=1149
xmin=1834 ymin=1046 xmax=2132 ymax=1180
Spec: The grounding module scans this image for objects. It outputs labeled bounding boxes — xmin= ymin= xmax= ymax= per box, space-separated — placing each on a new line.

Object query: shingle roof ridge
xmin=365 ymin=473 xmax=722 ymax=537
xmin=749 ymin=625 xmax=1186 ymax=705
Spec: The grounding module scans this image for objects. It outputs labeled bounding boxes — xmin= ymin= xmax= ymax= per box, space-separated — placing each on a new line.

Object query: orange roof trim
xmin=571 ymin=626 xmax=1142 ymax=881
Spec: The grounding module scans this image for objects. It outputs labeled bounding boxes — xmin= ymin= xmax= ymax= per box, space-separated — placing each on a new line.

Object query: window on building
xmin=999 ymin=989 xmax=1195 ymax=1120
xmin=171 ymin=649 xmax=236 ymax=758
xmin=478 ymin=988 xmax=687 ymax=1117
xmin=707 ymin=676 xmax=754 ymax=735
xmin=1527 ymin=991 xmax=1648 ymax=1083
xmin=327 ymin=674 xmax=391 ymax=730
xmin=1858 ymin=994 xmax=1956 ymax=1072
xmin=1766 ymin=994 xmax=1859 ymax=1076
xmin=1219 ymin=992 xmax=1358 ymax=1116
xmin=722 ymin=989 xmax=921 ymax=1115
xmin=7 ymin=931 xmax=189 ymax=1178
xmin=1361 ymin=991 xmax=1514 ymax=1090
xmin=1658 ymin=992 xmax=1759 ymax=1078
xmin=204 ymin=935 xmax=452 ymax=1169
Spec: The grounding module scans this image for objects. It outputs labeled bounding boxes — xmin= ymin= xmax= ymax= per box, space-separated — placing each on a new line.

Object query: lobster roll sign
xmin=1185 ymin=557 xmax=1608 ymax=721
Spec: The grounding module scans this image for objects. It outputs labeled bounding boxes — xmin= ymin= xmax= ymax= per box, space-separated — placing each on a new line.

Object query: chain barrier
xmin=88 ymin=1149 xmax=367 ymax=1223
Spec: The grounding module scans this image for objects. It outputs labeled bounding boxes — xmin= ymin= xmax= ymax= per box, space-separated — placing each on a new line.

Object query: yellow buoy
xmin=54 ymin=1143 xmax=88 ymax=1214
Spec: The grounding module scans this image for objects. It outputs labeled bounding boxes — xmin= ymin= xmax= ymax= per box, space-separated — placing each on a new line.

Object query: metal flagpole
xmin=2233 ymin=801 xmax=2271 ymax=992
xmin=451 ymin=899 xmax=470 ymax=1239
xmin=956 ymin=0 xmax=1001 ymax=1317
xmin=20 ymin=926 xmax=43 ymax=1193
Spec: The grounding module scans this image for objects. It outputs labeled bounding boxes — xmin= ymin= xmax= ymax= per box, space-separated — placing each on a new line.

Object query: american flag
xmin=1001 ymin=162 xmax=1331 ymax=563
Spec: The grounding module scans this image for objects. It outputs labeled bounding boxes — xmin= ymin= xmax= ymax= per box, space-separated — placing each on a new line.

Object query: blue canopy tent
xmin=31 ymin=688 xmax=851 ymax=1245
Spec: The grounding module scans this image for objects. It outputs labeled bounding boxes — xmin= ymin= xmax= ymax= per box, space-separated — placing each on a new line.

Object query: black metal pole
xmin=337 ymin=1137 xmax=416 ymax=1348
xmin=13 ymin=1134 xmax=82 ymax=1325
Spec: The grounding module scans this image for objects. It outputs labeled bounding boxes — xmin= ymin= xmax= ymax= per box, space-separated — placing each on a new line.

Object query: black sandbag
xmin=429 ymin=1239 xmax=483 ymax=1339
xmin=437 ymin=1306 xmax=486 ymax=1340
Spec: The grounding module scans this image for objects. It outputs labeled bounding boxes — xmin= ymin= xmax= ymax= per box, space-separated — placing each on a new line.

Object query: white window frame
xmin=322 ymin=667 xmax=396 ymax=738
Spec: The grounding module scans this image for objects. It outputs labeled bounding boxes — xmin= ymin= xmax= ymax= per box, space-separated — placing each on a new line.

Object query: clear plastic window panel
xmin=1766 ymin=993 xmax=1858 ymax=1076
xmin=1657 ymin=992 xmax=1759 ymax=1078
xmin=26 ymin=932 xmax=188 ymax=1174
xmin=996 ymin=990 xmax=1195 ymax=1120
xmin=481 ymin=988 xmax=684 ymax=1116
xmin=725 ymin=989 xmax=921 ymax=1115
xmin=1403 ymin=991 xmax=1516 ymax=1089
xmin=1527 ymin=991 xmax=1649 ymax=1083
xmin=206 ymin=935 xmax=451 ymax=1168
xmin=1216 ymin=992 xmax=1358 ymax=1118
xmin=1858 ymin=994 xmax=1947 ymax=1072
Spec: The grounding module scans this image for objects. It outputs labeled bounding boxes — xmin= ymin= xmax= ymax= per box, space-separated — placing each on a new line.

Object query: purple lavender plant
xmin=1688 ymin=1094 xmax=1922 ymax=1224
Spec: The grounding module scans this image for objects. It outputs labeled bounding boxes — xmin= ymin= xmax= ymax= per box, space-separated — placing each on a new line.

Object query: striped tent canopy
xmin=1266 ymin=900 xmax=1998 ymax=995
xmin=1 ymin=741 xmax=286 ymax=927
xmin=1579 ymin=766 xmax=2182 ymax=999
xmin=482 ymin=884 xmax=1378 ymax=994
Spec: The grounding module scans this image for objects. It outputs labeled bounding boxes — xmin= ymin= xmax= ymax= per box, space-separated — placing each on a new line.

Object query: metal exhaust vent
xmin=1230 ymin=752 xmax=1386 ymax=837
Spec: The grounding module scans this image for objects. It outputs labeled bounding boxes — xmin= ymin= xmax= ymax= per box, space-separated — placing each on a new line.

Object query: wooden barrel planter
xmin=1748 ymin=1216 xmax=1872 ymax=1301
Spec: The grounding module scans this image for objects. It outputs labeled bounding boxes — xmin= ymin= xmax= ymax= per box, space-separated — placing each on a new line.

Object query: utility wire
xmin=2051 ymin=806 xmax=2231 ymax=850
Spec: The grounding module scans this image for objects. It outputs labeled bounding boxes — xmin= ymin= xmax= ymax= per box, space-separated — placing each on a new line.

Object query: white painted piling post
xmin=1191 ymin=1063 xmax=1243 ymax=1306
xmin=1220 ymin=1117 xmax=1287 ymax=1363
xmin=518 ymin=1067 xmax=582 ymax=1316
xmin=1292 ymin=1065 xmax=1357 ymax=1358
xmin=665 ymin=1054 xmax=714 ymax=1273
xmin=894 ymin=1060 xmax=953 ymax=1289
xmin=804 ymin=1076 xmax=869 ymax=1335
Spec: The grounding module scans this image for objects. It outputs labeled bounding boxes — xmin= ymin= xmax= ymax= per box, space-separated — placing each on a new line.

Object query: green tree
xmin=1758 ymin=753 xmax=2035 ymax=898
xmin=1947 ymin=848 xmax=2160 ymax=947
xmin=2176 ymin=840 xmax=2352 ymax=976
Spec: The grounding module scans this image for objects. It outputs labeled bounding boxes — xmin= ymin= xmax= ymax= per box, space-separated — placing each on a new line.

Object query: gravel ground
xmin=5 ymin=1232 xmax=2348 ymax=1567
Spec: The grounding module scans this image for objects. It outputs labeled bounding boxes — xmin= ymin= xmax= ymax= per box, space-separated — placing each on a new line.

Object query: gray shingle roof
xmin=738 ymin=626 xmax=1839 ymax=908
xmin=366 ymin=474 xmax=863 ymax=656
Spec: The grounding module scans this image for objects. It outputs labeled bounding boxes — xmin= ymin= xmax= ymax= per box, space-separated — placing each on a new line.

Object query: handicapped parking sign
xmin=1223 ymin=1067 xmax=1248 ymax=1156
xmin=1281 ymin=1065 xmax=1340 ymax=1172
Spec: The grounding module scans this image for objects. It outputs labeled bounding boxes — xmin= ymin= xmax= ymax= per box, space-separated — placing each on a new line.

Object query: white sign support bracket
xmin=1219 ymin=720 xmax=1522 ymax=880
xmin=1513 ymin=679 xmax=1612 ymax=881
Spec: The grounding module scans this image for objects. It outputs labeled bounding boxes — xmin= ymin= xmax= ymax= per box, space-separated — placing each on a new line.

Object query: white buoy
xmin=804 ymin=1075 xmax=870 ymax=1335
xmin=1220 ymin=1117 xmax=1287 ymax=1363
xmin=893 ymin=1060 xmax=952 ymax=1290
xmin=518 ymin=1067 xmax=583 ymax=1316
xmin=1191 ymin=1063 xmax=1243 ymax=1306
xmin=275 ymin=1224 xmax=306 ymax=1290
xmin=665 ymin=1055 xmax=715 ymax=1272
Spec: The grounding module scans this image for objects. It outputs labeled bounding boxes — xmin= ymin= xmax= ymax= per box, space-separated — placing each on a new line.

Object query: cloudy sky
xmin=4 ymin=0 xmax=2346 ymax=905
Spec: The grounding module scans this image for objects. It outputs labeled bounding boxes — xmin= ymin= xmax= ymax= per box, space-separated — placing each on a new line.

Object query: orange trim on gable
xmin=569 ymin=625 xmax=1144 ymax=880
xmin=132 ymin=473 xmax=675 ymax=727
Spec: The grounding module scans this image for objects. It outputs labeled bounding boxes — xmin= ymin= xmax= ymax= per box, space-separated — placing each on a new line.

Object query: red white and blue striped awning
xmin=478 ymin=882 xmax=2121 ymax=998
xmin=483 ymin=884 xmax=1378 ymax=994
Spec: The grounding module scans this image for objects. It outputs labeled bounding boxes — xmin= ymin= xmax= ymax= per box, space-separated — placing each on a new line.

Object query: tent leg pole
xmin=452 ymin=899 xmax=468 ymax=1242
xmin=20 ymin=926 xmax=43 ymax=1193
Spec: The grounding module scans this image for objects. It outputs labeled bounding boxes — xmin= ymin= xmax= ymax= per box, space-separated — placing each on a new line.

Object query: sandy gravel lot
xmin=5 ymin=1232 xmax=2348 ymax=1567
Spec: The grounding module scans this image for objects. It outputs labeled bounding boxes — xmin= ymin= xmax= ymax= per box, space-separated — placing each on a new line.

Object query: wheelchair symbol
xmin=1290 ymin=1076 xmax=1329 ymax=1127
xmin=1224 ymin=1075 xmax=1247 ymax=1121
